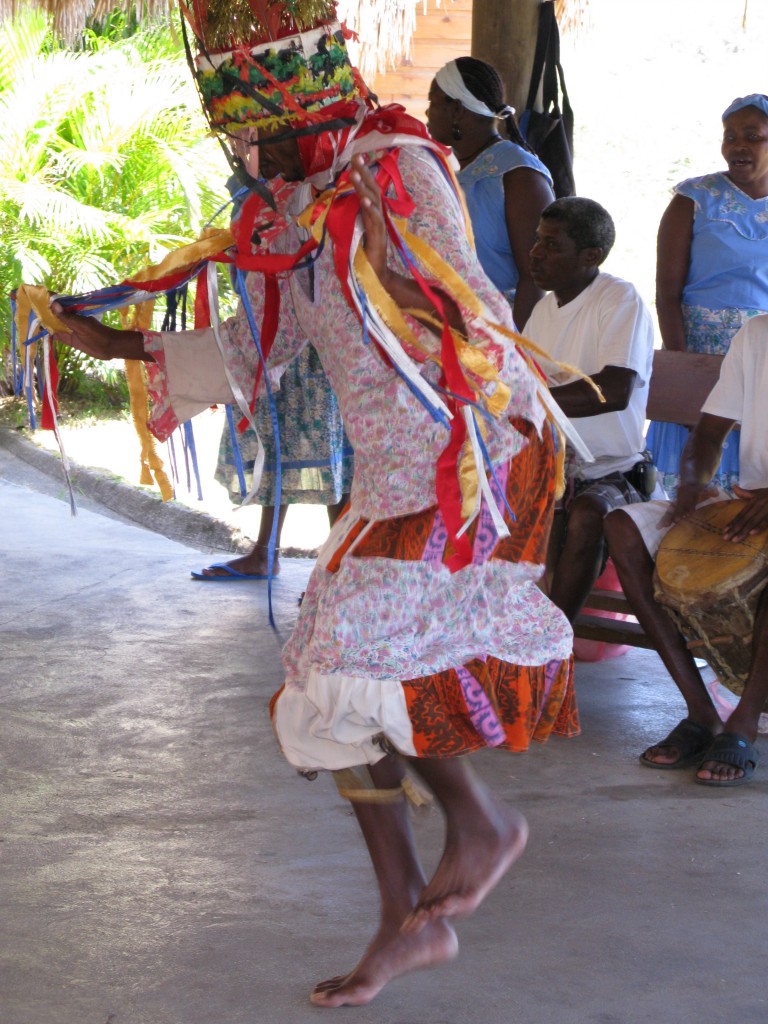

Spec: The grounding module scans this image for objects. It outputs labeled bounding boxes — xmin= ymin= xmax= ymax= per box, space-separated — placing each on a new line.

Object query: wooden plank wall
xmin=370 ymin=0 xmax=473 ymax=121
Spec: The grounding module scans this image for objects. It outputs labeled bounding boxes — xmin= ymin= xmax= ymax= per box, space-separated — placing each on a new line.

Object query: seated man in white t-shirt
xmin=524 ymin=197 xmax=655 ymax=623
xmin=604 ymin=315 xmax=768 ymax=787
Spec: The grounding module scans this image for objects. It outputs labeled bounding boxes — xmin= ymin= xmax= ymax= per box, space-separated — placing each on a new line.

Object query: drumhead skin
xmin=653 ymin=499 xmax=768 ymax=698
xmin=655 ymin=500 xmax=768 ymax=600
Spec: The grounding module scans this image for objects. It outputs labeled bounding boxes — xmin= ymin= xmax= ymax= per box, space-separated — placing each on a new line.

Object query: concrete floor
xmin=1 ymin=435 xmax=767 ymax=1024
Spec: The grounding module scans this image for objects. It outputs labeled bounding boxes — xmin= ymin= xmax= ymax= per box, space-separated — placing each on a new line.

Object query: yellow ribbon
xmin=123 ymin=359 xmax=174 ymax=500
xmin=13 ymin=285 xmax=70 ymax=370
xmin=127 ymin=227 xmax=233 ymax=284
xmin=457 ymin=413 xmax=483 ymax=517
xmin=115 ymin=230 xmax=236 ymax=500
xmin=15 ymin=229 xmax=233 ymax=502
xmin=121 ymin=306 xmax=174 ymax=501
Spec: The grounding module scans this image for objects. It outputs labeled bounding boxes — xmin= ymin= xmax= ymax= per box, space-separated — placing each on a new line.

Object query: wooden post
xmin=471 ymin=0 xmax=541 ymax=115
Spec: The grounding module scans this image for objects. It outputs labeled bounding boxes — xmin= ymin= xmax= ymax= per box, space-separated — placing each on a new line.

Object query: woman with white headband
xmin=648 ymin=93 xmax=768 ymax=497
xmin=427 ymin=56 xmax=555 ymax=328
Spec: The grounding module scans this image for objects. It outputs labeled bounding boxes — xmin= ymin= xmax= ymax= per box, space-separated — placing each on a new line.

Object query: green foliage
xmin=0 ymin=8 xmax=235 ymax=406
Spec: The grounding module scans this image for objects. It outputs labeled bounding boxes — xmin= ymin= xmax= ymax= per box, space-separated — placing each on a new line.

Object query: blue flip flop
xmin=191 ymin=563 xmax=270 ymax=581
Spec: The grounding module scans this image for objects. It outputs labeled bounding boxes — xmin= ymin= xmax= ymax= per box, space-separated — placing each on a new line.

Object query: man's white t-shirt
xmin=524 ymin=273 xmax=655 ymax=480
xmin=702 ymin=313 xmax=768 ymax=490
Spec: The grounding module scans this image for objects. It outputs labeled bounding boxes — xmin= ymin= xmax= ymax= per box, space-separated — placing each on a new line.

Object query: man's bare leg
xmin=200 ymin=505 xmax=288 ymax=577
xmin=402 ymin=756 xmax=528 ymax=934
xmin=697 ymin=585 xmax=768 ymax=783
xmin=605 ymin=510 xmax=723 ymax=764
xmin=310 ymin=754 xmax=458 ymax=1008
xmin=549 ymin=493 xmax=612 ymax=622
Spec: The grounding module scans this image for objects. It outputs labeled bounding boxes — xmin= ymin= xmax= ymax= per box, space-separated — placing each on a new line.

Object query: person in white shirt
xmin=605 ymin=315 xmax=768 ymax=787
xmin=524 ymin=197 xmax=655 ymax=623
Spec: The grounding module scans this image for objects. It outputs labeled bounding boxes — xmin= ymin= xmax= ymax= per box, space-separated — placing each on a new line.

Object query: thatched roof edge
xmin=0 ymin=0 xmax=589 ymax=71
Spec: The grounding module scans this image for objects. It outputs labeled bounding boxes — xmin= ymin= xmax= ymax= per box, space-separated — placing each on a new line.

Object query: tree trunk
xmin=471 ymin=0 xmax=540 ymax=115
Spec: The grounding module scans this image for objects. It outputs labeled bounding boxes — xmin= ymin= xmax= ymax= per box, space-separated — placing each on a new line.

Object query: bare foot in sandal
xmin=195 ymin=543 xmax=279 ymax=579
xmin=639 ymin=717 xmax=717 ymax=769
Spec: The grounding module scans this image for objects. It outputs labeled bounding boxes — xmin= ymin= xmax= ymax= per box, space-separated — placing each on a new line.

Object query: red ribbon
xmin=238 ymin=272 xmax=281 ymax=432
xmin=378 ymin=166 xmax=474 ymax=570
xmin=320 ymin=146 xmax=474 ymax=569
xmin=41 ymin=344 xmax=59 ymax=431
xmin=194 ymin=265 xmax=211 ymax=329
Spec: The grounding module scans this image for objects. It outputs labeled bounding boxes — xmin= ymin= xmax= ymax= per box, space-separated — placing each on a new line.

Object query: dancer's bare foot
xmin=199 ymin=544 xmax=279 ymax=579
xmin=402 ymin=805 xmax=528 ymax=934
xmin=309 ymin=917 xmax=458 ymax=1008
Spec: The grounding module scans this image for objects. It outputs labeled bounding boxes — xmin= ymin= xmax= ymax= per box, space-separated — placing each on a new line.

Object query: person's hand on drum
xmin=722 ymin=485 xmax=768 ymax=541
xmin=658 ymin=481 xmax=718 ymax=529
xmin=661 ymin=413 xmax=736 ymax=530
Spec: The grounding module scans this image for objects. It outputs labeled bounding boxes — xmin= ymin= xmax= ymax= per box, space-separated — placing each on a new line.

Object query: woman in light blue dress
xmin=426 ymin=57 xmax=555 ymax=329
xmin=196 ymin=176 xmax=353 ymax=580
xmin=648 ymin=93 xmax=768 ymax=495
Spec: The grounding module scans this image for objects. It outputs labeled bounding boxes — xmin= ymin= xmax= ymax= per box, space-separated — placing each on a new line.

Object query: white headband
xmin=434 ymin=61 xmax=515 ymax=119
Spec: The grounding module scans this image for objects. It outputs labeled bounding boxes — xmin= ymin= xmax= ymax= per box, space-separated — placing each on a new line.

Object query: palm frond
xmin=0 ymin=0 xmax=171 ymax=46
xmin=10 ymin=176 xmax=119 ymax=239
xmin=7 ymin=240 xmax=52 ymax=283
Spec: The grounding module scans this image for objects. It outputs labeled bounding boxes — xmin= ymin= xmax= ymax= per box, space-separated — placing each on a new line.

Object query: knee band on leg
xmin=332 ymin=765 xmax=405 ymax=804
xmin=332 ymin=765 xmax=433 ymax=808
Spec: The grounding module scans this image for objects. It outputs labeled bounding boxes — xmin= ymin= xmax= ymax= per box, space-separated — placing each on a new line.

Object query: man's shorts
xmin=553 ymin=469 xmax=652 ymax=575
xmin=562 ymin=469 xmax=649 ymax=517
xmin=617 ymin=491 xmax=731 ymax=560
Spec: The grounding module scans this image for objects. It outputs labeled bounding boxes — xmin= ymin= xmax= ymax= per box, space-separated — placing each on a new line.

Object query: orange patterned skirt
xmin=272 ymin=418 xmax=578 ymax=770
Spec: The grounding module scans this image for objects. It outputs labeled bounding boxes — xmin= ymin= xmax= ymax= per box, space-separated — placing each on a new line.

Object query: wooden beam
xmin=471 ymin=0 xmax=540 ymax=115
xmin=370 ymin=0 xmax=473 ymax=119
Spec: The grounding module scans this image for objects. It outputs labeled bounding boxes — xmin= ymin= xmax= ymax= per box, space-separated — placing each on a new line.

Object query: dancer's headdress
xmin=179 ymin=0 xmax=371 ymax=143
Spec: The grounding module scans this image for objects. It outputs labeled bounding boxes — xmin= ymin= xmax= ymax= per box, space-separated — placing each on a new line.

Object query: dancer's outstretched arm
xmin=49 ymin=301 xmax=152 ymax=363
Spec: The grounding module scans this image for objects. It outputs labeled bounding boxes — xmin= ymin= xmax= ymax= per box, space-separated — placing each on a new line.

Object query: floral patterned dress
xmin=145 ymin=141 xmax=577 ymax=773
xmin=647 ymin=172 xmax=768 ymax=495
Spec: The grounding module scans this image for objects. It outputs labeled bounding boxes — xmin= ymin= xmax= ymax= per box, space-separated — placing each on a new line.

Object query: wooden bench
xmin=564 ymin=348 xmax=725 ymax=650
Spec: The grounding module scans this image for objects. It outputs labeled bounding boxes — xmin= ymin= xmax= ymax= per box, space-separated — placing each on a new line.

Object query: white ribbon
xmin=346 ymin=219 xmax=453 ymax=427
xmin=207 ymin=263 xmax=266 ymax=504
xmin=456 ymin=406 xmax=510 ymax=540
xmin=39 ymin=328 xmax=78 ymax=515
xmin=535 ymin=381 xmax=594 ymax=465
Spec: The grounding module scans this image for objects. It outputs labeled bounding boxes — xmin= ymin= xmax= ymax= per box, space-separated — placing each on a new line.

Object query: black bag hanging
xmin=519 ymin=0 xmax=576 ymax=199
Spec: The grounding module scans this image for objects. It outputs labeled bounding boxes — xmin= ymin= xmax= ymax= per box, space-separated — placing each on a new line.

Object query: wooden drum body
xmin=652 ymin=500 xmax=768 ymax=699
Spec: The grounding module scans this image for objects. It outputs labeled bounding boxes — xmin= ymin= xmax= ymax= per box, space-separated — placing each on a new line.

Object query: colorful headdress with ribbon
xmin=179 ymin=0 xmax=371 ymax=141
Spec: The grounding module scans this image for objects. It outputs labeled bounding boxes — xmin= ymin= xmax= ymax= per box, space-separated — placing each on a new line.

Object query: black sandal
xmin=639 ymin=718 xmax=714 ymax=770
xmin=695 ymin=732 xmax=760 ymax=787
